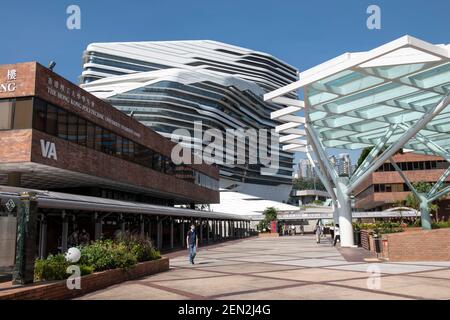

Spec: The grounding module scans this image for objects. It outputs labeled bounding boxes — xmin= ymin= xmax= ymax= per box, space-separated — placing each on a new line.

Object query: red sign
xmin=270 ymin=221 xmax=278 ymax=234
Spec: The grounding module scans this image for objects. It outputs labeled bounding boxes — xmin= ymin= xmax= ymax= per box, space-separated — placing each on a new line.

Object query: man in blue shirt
xmin=186 ymin=224 xmax=199 ymax=264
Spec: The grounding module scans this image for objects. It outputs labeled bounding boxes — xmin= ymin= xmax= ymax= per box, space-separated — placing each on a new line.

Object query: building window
xmin=0 ymin=99 xmax=14 ymax=130
xmin=101 ymin=130 xmax=115 ymax=155
xmin=78 ymin=118 xmax=87 ymax=146
xmin=94 ymin=126 xmax=103 ymax=151
xmin=13 ymin=98 xmax=33 ymax=129
xmin=153 ymin=154 xmax=162 ymax=171
xmin=33 ymin=98 xmax=46 ymax=132
xmin=115 ymin=135 xmax=123 ymax=157
xmin=56 ymin=108 xmax=67 ymax=140
xmin=67 ymin=113 xmax=78 ymax=143
xmin=27 ymin=97 xmax=217 ymax=189
xmin=46 ymin=104 xmax=58 ymax=136
xmin=86 ymin=121 xmax=95 ymax=149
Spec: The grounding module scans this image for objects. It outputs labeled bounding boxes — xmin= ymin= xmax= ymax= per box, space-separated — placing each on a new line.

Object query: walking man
xmin=333 ymin=224 xmax=341 ymax=246
xmin=314 ymin=220 xmax=322 ymax=244
xmin=186 ymin=224 xmax=199 ymax=264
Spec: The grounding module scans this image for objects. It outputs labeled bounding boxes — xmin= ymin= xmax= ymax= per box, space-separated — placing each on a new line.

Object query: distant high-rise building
xmin=298 ymin=158 xmax=316 ymax=179
xmin=329 ymin=153 xmax=352 ymax=176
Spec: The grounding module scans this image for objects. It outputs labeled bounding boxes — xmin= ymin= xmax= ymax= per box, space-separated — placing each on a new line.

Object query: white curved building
xmin=80 ymin=40 xmax=298 ymax=201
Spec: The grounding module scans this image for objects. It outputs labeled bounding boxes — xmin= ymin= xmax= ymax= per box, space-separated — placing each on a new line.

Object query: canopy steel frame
xmin=389 ymin=157 xmax=432 ymax=229
xmin=265 ymin=36 xmax=449 ymax=245
xmin=347 ymin=95 xmax=450 ymax=195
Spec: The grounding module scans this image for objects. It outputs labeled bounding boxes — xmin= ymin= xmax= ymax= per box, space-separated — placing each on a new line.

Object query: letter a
xmin=66 ymin=5 xmax=81 ymax=30
xmin=366 ymin=5 xmax=381 ymax=30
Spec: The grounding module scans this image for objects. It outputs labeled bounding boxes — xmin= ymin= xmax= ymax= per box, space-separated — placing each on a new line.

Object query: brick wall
xmin=381 ymin=228 xmax=450 ymax=261
xmin=0 ymin=257 xmax=169 ymax=300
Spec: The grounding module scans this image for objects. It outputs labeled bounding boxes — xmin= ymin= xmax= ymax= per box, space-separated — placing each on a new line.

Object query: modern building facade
xmin=79 ymin=40 xmax=298 ymax=202
xmin=354 ymin=152 xmax=450 ymax=219
xmin=0 ymin=62 xmax=250 ymax=277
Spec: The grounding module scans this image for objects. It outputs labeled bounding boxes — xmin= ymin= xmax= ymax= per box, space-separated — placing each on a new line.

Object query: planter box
xmin=258 ymin=233 xmax=279 ymax=238
xmin=382 ymin=228 xmax=450 ymax=261
xmin=402 ymin=227 xmax=422 ymax=232
xmin=360 ymin=229 xmax=372 ymax=251
xmin=0 ymin=257 xmax=169 ymax=300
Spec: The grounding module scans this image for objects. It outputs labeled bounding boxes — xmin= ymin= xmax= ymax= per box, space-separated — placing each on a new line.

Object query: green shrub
xmin=34 ymin=236 xmax=160 ymax=282
xmin=34 ymin=254 xmax=69 ymax=281
xmin=115 ymin=233 xmax=161 ymax=262
xmin=34 ymin=254 xmax=93 ymax=281
xmin=78 ymin=240 xmax=137 ymax=271
xmin=432 ymin=221 xmax=450 ymax=229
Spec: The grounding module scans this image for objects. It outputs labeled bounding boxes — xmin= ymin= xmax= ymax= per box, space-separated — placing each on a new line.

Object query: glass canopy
xmin=266 ymin=36 xmax=450 ymax=156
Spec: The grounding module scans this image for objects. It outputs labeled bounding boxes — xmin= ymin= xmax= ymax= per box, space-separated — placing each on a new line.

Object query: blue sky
xmin=1 ymin=0 xmax=448 ymax=164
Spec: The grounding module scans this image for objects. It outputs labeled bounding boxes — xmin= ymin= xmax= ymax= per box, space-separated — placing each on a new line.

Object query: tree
xmin=292 ymin=178 xmax=325 ymax=191
xmin=404 ymin=182 xmax=440 ymax=219
xmin=357 ymin=146 xmax=373 ymax=168
xmin=257 ymin=207 xmax=278 ymax=232
xmin=356 ymin=147 xmax=403 ymax=169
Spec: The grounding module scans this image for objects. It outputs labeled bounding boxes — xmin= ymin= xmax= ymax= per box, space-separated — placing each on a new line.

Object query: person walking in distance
xmin=186 ymin=224 xmax=199 ymax=265
xmin=314 ymin=220 xmax=322 ymax=244
xmin=333 ymin=224 xmax=341 ymax=246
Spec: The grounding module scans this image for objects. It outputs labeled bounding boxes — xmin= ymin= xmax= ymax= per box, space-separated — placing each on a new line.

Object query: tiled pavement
xmin=77 ymin=235 xmax=450 ymax=300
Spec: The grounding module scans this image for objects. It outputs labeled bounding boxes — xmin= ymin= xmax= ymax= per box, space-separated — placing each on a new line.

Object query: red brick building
xmin=0 ymin=62 xmax=219 ymax=204
xmin=354 ymin=152 xmax=450 ymax=220
xmin=0 ymin=62 xmax=248 ymax=274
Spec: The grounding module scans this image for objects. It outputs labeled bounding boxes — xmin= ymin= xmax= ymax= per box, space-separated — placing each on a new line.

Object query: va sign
xmin=40 ymin=139 xmax=57 ymax=160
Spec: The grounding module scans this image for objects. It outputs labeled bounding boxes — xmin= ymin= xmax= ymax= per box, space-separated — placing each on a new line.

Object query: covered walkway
xmin=78 ymin=235 xmax=450 ymax=300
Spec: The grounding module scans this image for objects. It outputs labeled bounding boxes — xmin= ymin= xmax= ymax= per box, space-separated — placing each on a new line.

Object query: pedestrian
xmin=333 ymin=224 xmax=341 ymax=246
xmin=79 ymin=228 xmax=90 ymax=244
xmin=186 ymin=224 xmax=199 ymax=265
xmin=314 ymin=221 xmax=322 ymax=244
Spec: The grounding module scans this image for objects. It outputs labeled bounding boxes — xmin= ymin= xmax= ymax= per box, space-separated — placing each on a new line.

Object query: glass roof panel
xmin=296 ymin=41 xmax=450 ymax=152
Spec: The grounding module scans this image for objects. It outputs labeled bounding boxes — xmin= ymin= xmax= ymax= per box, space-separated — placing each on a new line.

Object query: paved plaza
xmin=78 ymin=236 xmax=450 ymax=300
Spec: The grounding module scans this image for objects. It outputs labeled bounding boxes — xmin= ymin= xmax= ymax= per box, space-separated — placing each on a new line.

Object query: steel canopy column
xmin=157 ymin=217 xmax=162 ymax=250
xmin=94 ymin=212 xmax=102 ymax=240
xmin=336 ymin=177 xmax=354 ymax=247
xmin=119 ymin=214 xmax=125 ymax=234
xmin=140 ymin=215 xmax=145 ymax=238
xmin=306 ymin=123 xmax=354 ymax=246
xmin=390 ymin=157 xmax=432 ymax=230
xmin=306 ymin=124 xmax=343 ymax=232
xmin=38 ymin=214 xmax=47 ymax=259
xmin=61 ymin=210 xmax=68 ymax=253
xmin=199 ymin=218 xmax=203 ymax=244
xmin=206 ymin=219 xmax=210 ymax=243
xmin=419 ymin=194 xmax=432 ymax=230
xmin=180 ymin=219 xmax=185 ymax=248
xmin=170 ymin=218 xmax=174 ymax=249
